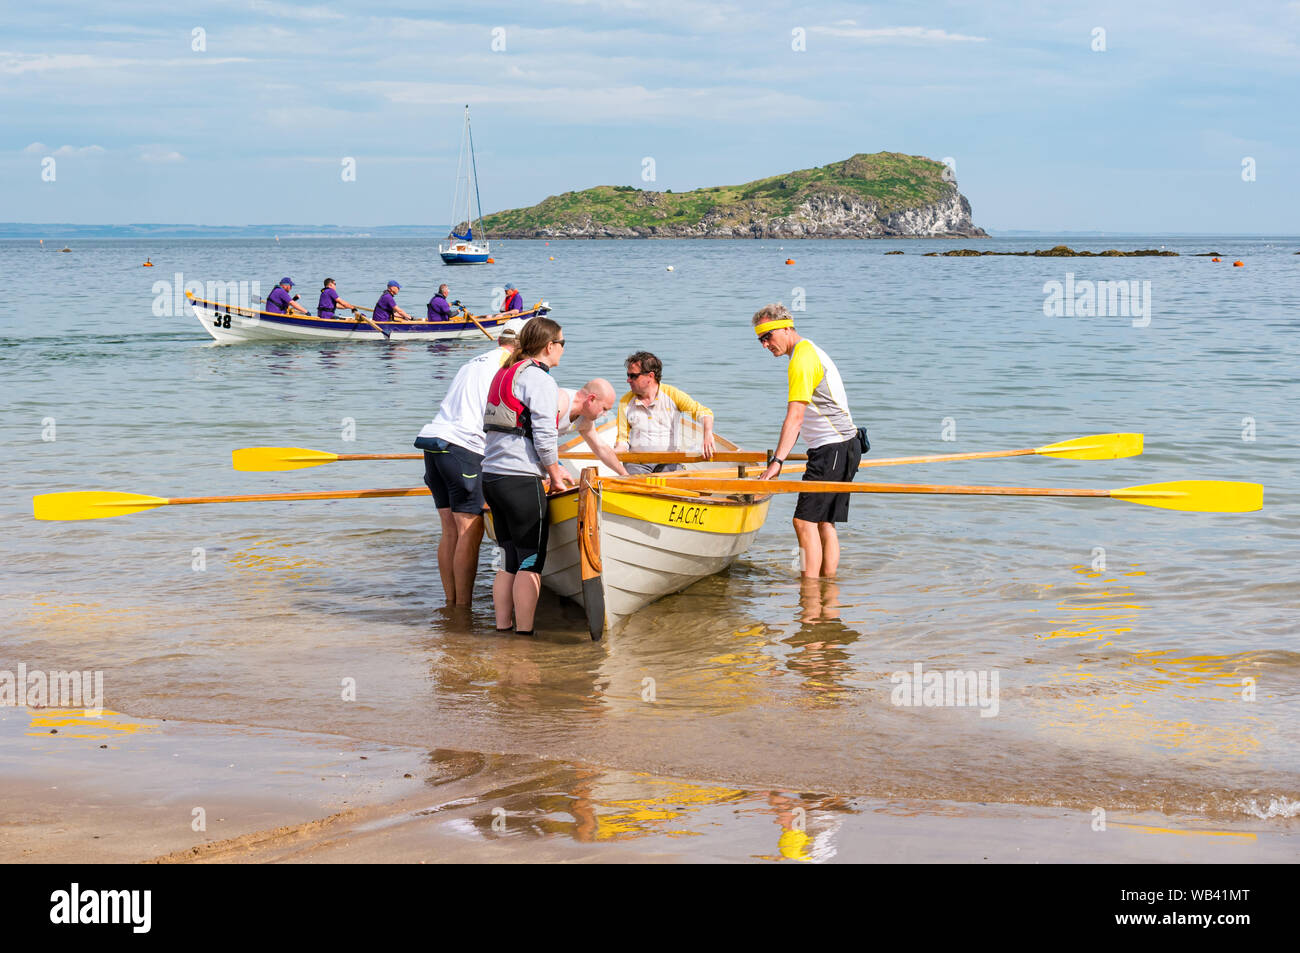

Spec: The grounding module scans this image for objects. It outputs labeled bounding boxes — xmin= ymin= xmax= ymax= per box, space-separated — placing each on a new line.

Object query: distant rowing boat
xmin=187 ymin=291 xmax=548 ymax=344
xmin=487 ymin=422 xmax=772 ymax=638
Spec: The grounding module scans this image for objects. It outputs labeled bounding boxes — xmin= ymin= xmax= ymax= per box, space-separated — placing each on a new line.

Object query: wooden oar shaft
xmin=623 ymin=477 xmax=1112 ymax=499
xmin=561 ymin=450 xmax=807 ymax=463
xmin=859 ymin=447 xmax=1035 ymax=466
xmin=459 ymin=307 xmax=496 ymax=341
xmin=336 ymin=453 xmax=421 ymax=462
xmin=168 ymin=487 xmax=429 ymax=506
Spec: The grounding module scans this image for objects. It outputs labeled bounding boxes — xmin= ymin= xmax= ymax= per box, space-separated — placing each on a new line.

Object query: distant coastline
xmin=2 ymin=224 xmax=1296 ymax=241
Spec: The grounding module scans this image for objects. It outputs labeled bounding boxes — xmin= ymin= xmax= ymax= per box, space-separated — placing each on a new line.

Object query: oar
xmin=678 ymin=432 xmax=1145 ymax=480
xmin=34 ymin=487 xmax=431 ymax=521
xmin=602 ymin=477 xmax=1263 ymax=513
xmin=355 ymin=310 xmax=391 ymax=339
xmin=230 ymin=446 xmax=805 ymax=471
xmin=229 ymin=433 xmax=1142 ymax=474
xmin=457 ymin=305 xmax=497 ymax=341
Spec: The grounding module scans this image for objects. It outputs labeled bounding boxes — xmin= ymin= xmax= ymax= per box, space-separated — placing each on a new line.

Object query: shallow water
xmin=3 ymin=235 xmax=1298 ymax=823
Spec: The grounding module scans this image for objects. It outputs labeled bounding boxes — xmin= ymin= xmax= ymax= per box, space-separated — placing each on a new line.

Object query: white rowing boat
xmin=486 ymin=422 xmax=772 ymax=638
xmin=187 ymin=291 xmax=548 ymax=344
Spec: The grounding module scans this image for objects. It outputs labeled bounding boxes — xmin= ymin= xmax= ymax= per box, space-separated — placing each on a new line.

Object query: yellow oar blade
xmin=34 ymin=491 xmax=170 ymax=521
xmin=231 ymin=446 xmax=340 ymax=471
xmin=1110 ymin=481 xmax=1262 ymax=513
xmin=1036 ymin=432 xmax=1143 ymax=460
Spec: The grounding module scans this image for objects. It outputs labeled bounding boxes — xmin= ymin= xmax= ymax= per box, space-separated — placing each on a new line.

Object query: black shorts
xmin=418 ymin=438 xmax=485 ymax=514
xmin=794 ymin=436 xmax=862 ymax=524
xmin=482 ymin=474 xmax=550 ymax=574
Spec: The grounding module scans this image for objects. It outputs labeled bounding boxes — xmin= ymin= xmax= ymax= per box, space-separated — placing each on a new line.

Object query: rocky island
xmin=477 ymin=152 xmax=987 ymax=239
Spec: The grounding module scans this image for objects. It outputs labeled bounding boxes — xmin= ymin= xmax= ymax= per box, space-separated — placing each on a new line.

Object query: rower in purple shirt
xmin=317 ymin=278 xmax=361 ymax=318
xmin=373 ymin=281 xmax=413 ymax=323
xmin=427 ymin=283 xmax=455 ymax=321
xmin=266 ymin=278 xmax=310 ymax=315
xmin=501 ymin=282 xmax=524 ymax=313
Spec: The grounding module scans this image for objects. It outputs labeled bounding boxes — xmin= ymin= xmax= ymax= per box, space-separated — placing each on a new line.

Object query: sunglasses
xmin=552 ymin=339 xmax=566 ymax=347
xmin=626 ymin=371 xmax=646 ymax=379
xmin=758 ymin=331 xmax=775 ymax=344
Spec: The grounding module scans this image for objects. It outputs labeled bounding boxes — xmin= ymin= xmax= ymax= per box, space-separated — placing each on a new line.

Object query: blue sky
xmin=2 ymin=0 xmax=1296 ymax=231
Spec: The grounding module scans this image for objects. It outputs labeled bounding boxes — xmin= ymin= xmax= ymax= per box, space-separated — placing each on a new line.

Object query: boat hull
xmin=189 ymin=295 xmax=546 ymax=344
xmin=439 ymin=241 xmax=490 ymax=265
xmin=484 ymin=425 xmax=771 ymax=636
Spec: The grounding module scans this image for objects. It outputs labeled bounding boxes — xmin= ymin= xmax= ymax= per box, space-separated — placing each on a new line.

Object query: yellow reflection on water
xmin=1109 ymin=821 xmax=1256 ymax=841
xmin=1037 ymin=564 xmax=1151 ymax=646
xmin=25 ymin=707 xmax=154 ymax=741
xmin=227 ymin=537 xmax=330 ymax=583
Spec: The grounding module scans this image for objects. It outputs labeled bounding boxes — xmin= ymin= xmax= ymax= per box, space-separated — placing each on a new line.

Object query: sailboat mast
xmin=467 ymin=106 xmax=486 ymax=242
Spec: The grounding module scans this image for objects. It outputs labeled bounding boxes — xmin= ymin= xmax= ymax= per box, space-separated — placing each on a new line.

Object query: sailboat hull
xmin=438 ymin=241 xmax=490 ymax=265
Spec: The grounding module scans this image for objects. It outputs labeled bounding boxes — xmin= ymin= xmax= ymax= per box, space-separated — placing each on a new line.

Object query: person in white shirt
xmin=414 ymin=320 xmax=526 ymax=605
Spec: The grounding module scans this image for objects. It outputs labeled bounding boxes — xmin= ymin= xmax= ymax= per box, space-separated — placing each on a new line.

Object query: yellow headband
xmin=754 ymin=318 xmax=794 ymax=337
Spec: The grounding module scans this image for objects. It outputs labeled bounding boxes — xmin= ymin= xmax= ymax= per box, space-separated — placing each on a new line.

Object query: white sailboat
xmin=439 ymin=105 xmax=490 ymax=265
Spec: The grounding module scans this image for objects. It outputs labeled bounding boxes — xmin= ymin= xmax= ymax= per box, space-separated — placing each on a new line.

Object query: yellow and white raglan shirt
xmin=787 ymin=339 xmax=855 ymax=449
xmin=616 ymin=383 xmax=713 ymax=452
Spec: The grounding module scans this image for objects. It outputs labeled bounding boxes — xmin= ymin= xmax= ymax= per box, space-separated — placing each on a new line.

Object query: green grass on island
xmin=480 ymin=152 xmax=957 ymax=234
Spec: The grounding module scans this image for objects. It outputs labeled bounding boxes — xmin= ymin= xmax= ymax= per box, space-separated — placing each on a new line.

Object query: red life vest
xmin=484 ymin=359 xmax=549 ymax=436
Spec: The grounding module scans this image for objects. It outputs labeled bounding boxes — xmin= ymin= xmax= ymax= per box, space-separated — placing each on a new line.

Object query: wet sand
xmin=2 ymin=707 xmax=1291 ymax=864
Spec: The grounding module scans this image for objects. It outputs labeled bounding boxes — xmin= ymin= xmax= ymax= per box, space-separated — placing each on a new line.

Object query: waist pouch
xmin=414 ymin=435 xmax=449 ymax=452
xmin=856 ymin=427 xmax=870 ymax=454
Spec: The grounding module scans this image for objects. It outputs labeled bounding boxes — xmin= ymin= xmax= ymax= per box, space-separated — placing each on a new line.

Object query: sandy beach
xmin=2 ymin=706 xmax=1290 ymax=864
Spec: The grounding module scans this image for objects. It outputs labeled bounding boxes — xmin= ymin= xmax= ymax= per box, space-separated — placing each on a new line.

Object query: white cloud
xmin=37 ymin=144 xmax=107 ymax=157
xmin=810 ymin=25 xmax=987 ymax=43
xmin=0 ymin=51 xmax=250 ymax=74
xmin=359 ymin=81 xmax=822 ymax=121
xmin=140 ymin=149 xmax=184 ymax=162
xmin=22 ymin=141 xmax=46 ymax=154
xmin=249 ymin=0 xmax=346 ymax=21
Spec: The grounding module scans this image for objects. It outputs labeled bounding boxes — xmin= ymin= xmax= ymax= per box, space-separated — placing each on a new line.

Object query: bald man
xmin=557 ymin=378 xmax=627 ymax=475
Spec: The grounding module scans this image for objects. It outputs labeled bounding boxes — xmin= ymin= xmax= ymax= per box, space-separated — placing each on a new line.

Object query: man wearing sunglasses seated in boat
xmin=317 ymin=278 xmax=361 ymax=318
xmin=266 ymin=277 xmax=311 ymax=316
xmin=373 ymin=280 xmax=413 ymax=323
xmin=614 ymin=351 xmax=716 ymax=474
xmin=753 ymin=303 xmax=866 ymax=580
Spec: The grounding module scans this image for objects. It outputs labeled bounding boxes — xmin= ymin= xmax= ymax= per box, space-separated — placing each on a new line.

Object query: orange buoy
xmin=1211 ymin=257 xmax=1220 ymax=262
xmin=1233 ymin=260 xmax=1244 ymax=267
xmin=486 ymin=257 xmax=494 ymax=263
xmin=785 ymin=258 xmax=795 ymax=265
xmin=549 ymin=256 xmax=554 ymax=261
xmin=142 ymin=260 xmax=153 ymax=267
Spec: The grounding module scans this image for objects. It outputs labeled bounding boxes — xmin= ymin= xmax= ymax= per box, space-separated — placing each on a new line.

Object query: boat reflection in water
xmin=419 ymin=748 xmax=853 ymax=861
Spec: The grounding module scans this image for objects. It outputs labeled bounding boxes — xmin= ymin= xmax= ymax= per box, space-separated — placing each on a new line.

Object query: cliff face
xmin=477 ymin=153 xmax=987 ymax=239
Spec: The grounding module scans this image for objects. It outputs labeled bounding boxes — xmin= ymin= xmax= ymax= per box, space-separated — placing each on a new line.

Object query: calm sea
xmin=3 ymin=235 xmax=1298 ymax=822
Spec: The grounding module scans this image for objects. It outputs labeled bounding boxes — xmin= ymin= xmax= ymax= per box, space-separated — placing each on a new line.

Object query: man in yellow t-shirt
xmin=754 ymin=303 xmax=864 ymax=578
xmin=614 ymin=350 xmax=716 ymax=474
